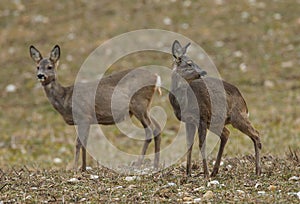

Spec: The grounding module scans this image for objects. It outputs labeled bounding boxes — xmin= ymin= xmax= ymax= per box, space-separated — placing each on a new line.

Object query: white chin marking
xmin=38 ymin=78 xmax=45 ymax=82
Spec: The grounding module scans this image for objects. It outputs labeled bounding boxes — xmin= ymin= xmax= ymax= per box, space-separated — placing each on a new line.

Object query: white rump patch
xmin=155 ymin=74 xmax=162 ymax=95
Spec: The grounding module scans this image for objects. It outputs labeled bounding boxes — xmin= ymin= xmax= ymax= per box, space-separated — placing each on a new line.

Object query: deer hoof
xmin=256 ymin=168 xmax=261 ymax=176
xmin=210 ymin=169 xmax=218 ymax=177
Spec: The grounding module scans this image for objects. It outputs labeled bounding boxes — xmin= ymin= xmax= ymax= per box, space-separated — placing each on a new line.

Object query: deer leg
xmin=211 ymin=127 xmax=230 ymax=177
xmin=74 ymin=136 xmax=81 ymax=171
xmin=151 ymin=116 xmax=161 ymax=169
xmin=136 ymin=114 xmax=153 ymax=167
xmin=185 ymin=122 xmax=196 ymax=176
xmin=138 ymin=128 xmax=152 ymax=167
xmin=232 ymin=113 xmax=262 ymax=175
xmin=198 ymin=121 xmax=209 ymax=177
xmin=77 ymin=124 xmax=90 ymax=172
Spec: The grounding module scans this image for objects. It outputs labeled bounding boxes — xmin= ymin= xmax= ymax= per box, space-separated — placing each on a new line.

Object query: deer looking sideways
xmin=29 ymin=45 xmax=161 ymax=171
xmin=169 ymin=40 xmax=262 ymax=177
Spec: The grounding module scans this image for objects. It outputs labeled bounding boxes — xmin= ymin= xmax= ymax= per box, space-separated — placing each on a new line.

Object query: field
xmin=0 ymin=0 xmax=299 ymax=203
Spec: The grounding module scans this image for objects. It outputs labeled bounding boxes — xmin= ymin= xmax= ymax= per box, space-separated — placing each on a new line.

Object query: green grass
xmin=0 ymin=0 xmax=299 ymax=202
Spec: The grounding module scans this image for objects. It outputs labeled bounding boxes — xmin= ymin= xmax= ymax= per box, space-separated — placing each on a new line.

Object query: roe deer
xmin=169 ymin=40 xmax=261 ymax=177
xmin=29 ymin=45 xmax=161 ymax=171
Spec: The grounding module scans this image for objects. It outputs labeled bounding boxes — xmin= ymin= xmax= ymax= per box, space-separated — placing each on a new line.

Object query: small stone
xmin=163 ymin=17 xmax=172 ymax=25
xmin=128 ymin=184 xmax=136 ymax=189
xmin=167 ymin=182 xmax=176 ymax=187
xmin=90 ymin=175 xmax=99 ymax=180
xmin=239 ymin=63 xmax=247 ymax=72
xmin=68 ymin=178 xmax=79 ymax=183
xmin=25 ymin=195 xmax=32 ymax=200
xmin=193 ymin=186 xmax=205 ymax=192
xmin=66 ymin=54 xmax=73 ymax=62
xmin=203 ymin=190 xmax=214 ymax=200
xmin=214 ymin=41 xmax=224 ymax=47
xmin=257 ymin=2 xmax=266 ymax=8
xmin=273 ymin=13 xmax=282 ymax=20
xmin=32 ymin=15 xmax=49 ymax=24
xmin=255 ymin=182 xmax=262 ymax=189
xmin=241 ymin=11 xmax=250 ymax=19
xmin=194 ymin=197 xmax=201 ymax=203
xmin=183 ymin=0 xmax=192 ymax=7
xmin=181 ymin=23 xmax=189 ymax=30
xmin=234 ymin=50 xmax=243 ymax=57
xmin=258 ymin=191 xmax=266 ymax=195
xmin=289 ymin=176 xmax=299 ymax=181
xmin=212 ymin=161 xmax=224 ymax=166
xmin=125 ymin=176 xmax=138 ymax=181
xmin=113 ymin=186 xmax=123 ymax=190
xmin=8 ymin=47 xmax=15 ymax=54
xmin=236 ymin=189 xmax=245 ymax=196
xmin=5 ymin=84 xmax=17 ymax=93
xmin=264 ymin=80 xmax=274 ymax=88
xmin=281 ymin=61 xmax=293 ymax=68
xmin=288 ymin=191 xmax=300 ymax=199
xmin=183 ymin=196 xmax=193 ymax=201
xmin=53 ymin=157 xmax=62 ymax=164
xmin=215 ymin=0 xmax=224 ymax=5
xmin=226 ymin=164 xmax=232 ymax=170
xmin=207 ymin=180 xmax=219 ymax=187
xmin=67 ymin=33 xmax=76 ymax=40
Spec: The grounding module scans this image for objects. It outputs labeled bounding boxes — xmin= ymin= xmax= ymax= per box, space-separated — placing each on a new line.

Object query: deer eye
xmin=48 ymin=66 xmax=53 ymax=70
xmin=187 ymin=60 xmax=193 ymax=65
xmin=37 ymin=66 xmax=40 ymax=70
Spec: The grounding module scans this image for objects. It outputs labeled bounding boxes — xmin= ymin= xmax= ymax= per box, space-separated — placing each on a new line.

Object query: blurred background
xmin=0 ymin=0 xmax=299 ymax=169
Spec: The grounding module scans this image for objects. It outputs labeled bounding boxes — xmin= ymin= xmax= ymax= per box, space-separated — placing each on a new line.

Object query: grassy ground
xmin=1 ymin=153 xmax=299 ymax=203
xmin=0 ymin=0 xmax=299 ymax=202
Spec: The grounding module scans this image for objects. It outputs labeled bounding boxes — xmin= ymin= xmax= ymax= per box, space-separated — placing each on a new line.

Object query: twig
xmin=0 ymin=183 xmax=9 ymax=192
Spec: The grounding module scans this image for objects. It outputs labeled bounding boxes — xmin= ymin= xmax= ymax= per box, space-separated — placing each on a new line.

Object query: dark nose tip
xmin=37 ymin=74 xmax=45 ymax=79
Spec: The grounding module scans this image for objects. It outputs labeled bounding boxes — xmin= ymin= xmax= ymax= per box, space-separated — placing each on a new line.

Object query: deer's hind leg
xmin=231 ymin=113 xmax=262 ymax=175
xmin=150 ymin=116 xmax=161 ymax=169
xmin=134 ymin=110 xmax=161 ymax=168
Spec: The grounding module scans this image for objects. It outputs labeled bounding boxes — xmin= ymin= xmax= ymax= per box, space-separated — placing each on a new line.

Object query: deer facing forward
xmin=169 ymin=40 xmax=262 ymax=177
xmin=29 ymin=45 xmax=161 ymax=171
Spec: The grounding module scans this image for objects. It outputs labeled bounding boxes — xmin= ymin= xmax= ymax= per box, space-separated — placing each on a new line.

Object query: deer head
xmin=172 ymin=40 xmax=207 ymax=81
xmin=29 ymin=45 xmax=60 ymax=86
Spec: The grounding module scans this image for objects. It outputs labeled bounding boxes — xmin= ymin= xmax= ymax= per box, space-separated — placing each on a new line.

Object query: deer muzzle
xmin=37 ymin=74 xmax=47 ymax=82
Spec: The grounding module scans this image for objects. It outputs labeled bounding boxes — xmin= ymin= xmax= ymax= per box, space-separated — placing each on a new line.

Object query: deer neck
xmin=43 ymin=80 xmax=71 ymax=115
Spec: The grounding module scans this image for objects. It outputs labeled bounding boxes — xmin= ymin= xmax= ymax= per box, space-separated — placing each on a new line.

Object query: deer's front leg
xmin=75 ymin=124 xmax=90 ymax=172
xmin=185 ymin=123 xmax=196 ymax=176
xmin=198 ymin=121 xmax=209 ymax=178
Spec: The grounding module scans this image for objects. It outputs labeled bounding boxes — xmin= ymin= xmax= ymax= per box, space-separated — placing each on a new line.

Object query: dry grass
xmin=1 ymin=154 xmax=299 ymax=203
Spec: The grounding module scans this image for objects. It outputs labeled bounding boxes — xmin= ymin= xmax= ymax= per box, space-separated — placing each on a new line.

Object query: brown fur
xmin=169 ymin=40 xmax=261 ymax=177
xmin=30 ymin=45 xmax=161 ymax=171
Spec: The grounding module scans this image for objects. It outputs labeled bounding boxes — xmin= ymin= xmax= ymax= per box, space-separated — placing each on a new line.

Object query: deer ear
xmin=29 ymin=45 xmax=42 ymax=63
xmin=172 ymin=40 xmax=183 ymax=59
xmin=50 ymin=45 xmax=60 ymax=63
xmin=182 ymin=42 xmax=191 ymax=55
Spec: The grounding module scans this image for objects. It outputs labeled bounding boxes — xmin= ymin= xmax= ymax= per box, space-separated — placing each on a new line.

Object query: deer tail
xmin=155 ymin=74 xmax=162 ymax=96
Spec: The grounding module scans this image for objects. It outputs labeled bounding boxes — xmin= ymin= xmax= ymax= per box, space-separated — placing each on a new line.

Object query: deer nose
xmin=37 ymin=74 xmax=45 ymax=79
